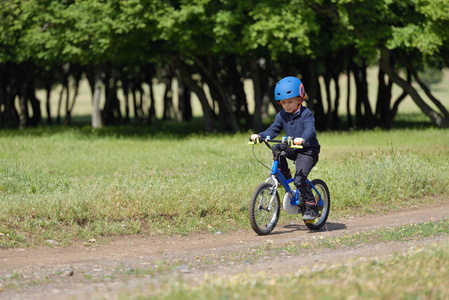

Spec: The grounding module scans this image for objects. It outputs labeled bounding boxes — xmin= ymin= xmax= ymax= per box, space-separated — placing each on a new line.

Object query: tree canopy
xmin=1 ymin=0 xmax=448 ymax=130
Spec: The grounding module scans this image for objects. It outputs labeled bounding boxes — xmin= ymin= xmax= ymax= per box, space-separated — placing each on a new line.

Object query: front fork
xmin=267 ymin=161 xmax=298 ymax=207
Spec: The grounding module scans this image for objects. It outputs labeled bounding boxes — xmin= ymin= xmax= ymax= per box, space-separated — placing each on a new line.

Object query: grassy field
xmin=1 ymin=121 xmax=448 ymax=248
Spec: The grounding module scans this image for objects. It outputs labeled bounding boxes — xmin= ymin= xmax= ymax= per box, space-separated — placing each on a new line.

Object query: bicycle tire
xmin=304 ymin=179 xmax=330 ymax=230
xmin=248 ymin=182 xmax=280 ymax=235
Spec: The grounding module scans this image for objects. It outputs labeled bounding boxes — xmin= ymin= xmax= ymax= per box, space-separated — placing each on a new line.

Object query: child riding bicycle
xmin=250 ymin=76 xmax=321 ymax=220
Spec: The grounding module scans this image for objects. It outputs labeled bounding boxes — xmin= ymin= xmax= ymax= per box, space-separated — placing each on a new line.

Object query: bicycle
xmin=248 ymin=137 xmax=330 ymax=235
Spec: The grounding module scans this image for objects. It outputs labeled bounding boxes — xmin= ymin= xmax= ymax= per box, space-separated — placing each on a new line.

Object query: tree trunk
xmin=64 ymin=77 xmax=70 ymax=125
xmin=176 ymin=68 xmax=192 ymax=122
xmin=410 ymin=68 xmax=449 ymax=118
xmin=258 ymin=59 xmax=278 ymax=119
xmin=148 ymin=80 xmax=157 ymax=124
xmin=261 ymin=76 xmax=279 ymax=118
xmin=122 ymin=78 xmax=130 ymax=124
xmin=346 ymin=62 xmax=353 ymax=129
xmin=248 ymin=59 xmax=263 ymax=132
xmin=193 ymin=56 xmax=240 ymax=132
xmin=303 ymin=60 xmax=325 ymax=130
xmin=28 ymin=82 xmax=41 ymax=126
xmin=56 ymin=80 xmax=65 ymax=124
xmin=380 ymin=49 xmax=449 ymax=128
xmin=18 ymin=82 xmax=29 ymax=128
xmin=85 ymin=67 xmax=95 ymax=102
xmin=144 ymin=67 xmax=157 ymax=124
xmin=353 ymin=62 xmax=374 ymax=128
xmin=170 ymin=56 xmax=215 ymax=132
xmin=64 ymin=70 xmax=82 ymax=126
xmin=3 ymin=78 xmax=19 ymax=128
xmin=92 ymin=70 xmax=103 ymax=129
xmin=390 ymin=70 xmax=411 ymax=121
xmin=102 ymin=68 xmax=122 ymax=125
xmin=375 ymin=67 xmax=393 ymax=128
xmin=136 ymin=84 xmax=146 ymax=124
xmin=56 ymin=63 xmax=70 ymax=124
xmin=225 ymin=55 xmax=249 ymax=129
xmin=331 ymin=73 xmax=341 ymax=130
xmin=162 ymin=66 xmax=175 ymax=121
xmin=131 ymin=85 xmax=142 ymax=124
xmin=0 ymin=75 xmax=4 ymax=128
xmin=323 ymin=73 xmax=333 ymax=129
xmin=45 ymin=83 xmax=52 ymax=125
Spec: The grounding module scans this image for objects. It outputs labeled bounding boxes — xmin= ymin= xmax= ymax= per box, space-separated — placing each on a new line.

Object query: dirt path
xmin=2 ymin=198 xmax=449 ymax=299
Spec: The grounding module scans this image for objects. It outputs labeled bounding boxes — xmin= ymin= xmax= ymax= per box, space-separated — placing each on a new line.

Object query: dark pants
xmin=278 ymin=147 xmax=319 ymax=203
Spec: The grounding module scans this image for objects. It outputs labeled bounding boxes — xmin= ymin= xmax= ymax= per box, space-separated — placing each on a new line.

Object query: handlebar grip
xmin=283 ymin=136 xmax=303 ymax=149
xmin=248 ymin=136 xmax=303 ymax=148
xmin=290 ymin=144 xmax=303 ymax=149
xmin=248 ymin=137 xmax=260 ymax=145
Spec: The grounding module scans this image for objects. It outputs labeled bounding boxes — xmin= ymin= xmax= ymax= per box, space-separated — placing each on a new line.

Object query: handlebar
xmin=248 ymin=136 xmax=303 ymax=149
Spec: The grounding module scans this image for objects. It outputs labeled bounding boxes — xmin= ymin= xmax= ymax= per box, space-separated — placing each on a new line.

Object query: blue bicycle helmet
xmin=274 ymin=76 xmax=305 ymax=102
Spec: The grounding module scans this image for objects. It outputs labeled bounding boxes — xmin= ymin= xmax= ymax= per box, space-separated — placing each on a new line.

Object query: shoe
xmin=302 ymin=206 xmax=318 ymax=220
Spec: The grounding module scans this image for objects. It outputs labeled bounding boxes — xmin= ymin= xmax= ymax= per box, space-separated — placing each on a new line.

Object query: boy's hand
xmin=250 ymin=134 xmax=260 ymax=141
xmin=294 ymin=138 xmax=305 ymax=145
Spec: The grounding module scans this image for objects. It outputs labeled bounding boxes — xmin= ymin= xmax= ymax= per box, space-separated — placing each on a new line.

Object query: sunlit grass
xmin=0 ymin=122 xmax=448 ymax=247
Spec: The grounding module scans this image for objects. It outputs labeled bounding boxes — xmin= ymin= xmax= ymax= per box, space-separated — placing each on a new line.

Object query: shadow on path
xmin=269 ymin=222 xmax=347 ymax=235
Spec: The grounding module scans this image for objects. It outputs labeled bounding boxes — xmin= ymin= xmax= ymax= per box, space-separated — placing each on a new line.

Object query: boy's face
xmin=279 ymin=96 xmax=302 ymax=114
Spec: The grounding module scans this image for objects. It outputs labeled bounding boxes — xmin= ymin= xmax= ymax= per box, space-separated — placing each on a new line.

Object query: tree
xmin=380 ymin=0 xmax=449 ymax=127
xmin=1 ymin=0 xmax=448 ymax=130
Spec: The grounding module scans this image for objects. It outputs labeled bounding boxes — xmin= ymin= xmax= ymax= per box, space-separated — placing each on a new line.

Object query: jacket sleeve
xmin=258 ymin=112 xmax=283 ymax=139
xmin=300 ymin=109 xmax=316 ymax=143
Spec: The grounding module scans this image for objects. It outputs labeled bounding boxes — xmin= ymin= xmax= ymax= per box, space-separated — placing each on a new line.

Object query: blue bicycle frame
xmin=271 ymin=160 xmax=324 ymax=207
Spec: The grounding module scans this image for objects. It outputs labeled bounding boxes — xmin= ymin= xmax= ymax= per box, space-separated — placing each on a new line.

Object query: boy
xmin=250 ymin=76 xmax=320 ymax=220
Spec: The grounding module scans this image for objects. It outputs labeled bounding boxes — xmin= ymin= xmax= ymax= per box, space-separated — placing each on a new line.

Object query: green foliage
xmin=2 ymin=0 xmax=449 ymax=132
xmin=385 ymin=0 xmax=449 ymax=58
xmin=3 ymin=0 xmax=447 ymax=65
xmin=245 ymin=0 xmax=317 ymax=57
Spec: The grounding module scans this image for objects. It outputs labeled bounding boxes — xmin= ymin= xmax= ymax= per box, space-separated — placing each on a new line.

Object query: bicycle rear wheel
xmin=304 ymin=179 xmax=330 ymax=230
xmin=248 ymin=182 xmax=280 ymax=235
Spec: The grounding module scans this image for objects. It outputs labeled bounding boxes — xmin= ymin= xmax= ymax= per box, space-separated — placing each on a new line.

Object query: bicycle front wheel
xmin=248 ymin=182 xmax=280 ymax=235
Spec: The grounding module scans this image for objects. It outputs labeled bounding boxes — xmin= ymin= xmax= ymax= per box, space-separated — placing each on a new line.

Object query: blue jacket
xmin=258 ymin=106 xmax=320 ymax=153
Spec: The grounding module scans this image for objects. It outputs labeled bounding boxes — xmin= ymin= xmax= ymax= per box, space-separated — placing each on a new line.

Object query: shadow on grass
xmin=0 ymin=116 xmax=212 ymax=140
xmin=0 ymin=113 xmax=439 ymax=139
xmin=338 ymin=113 xmax=435 ymax=130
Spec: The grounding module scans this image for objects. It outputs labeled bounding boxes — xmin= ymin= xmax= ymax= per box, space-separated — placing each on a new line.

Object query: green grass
xmin=0 ymin=119 xmax=449 ymax=248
